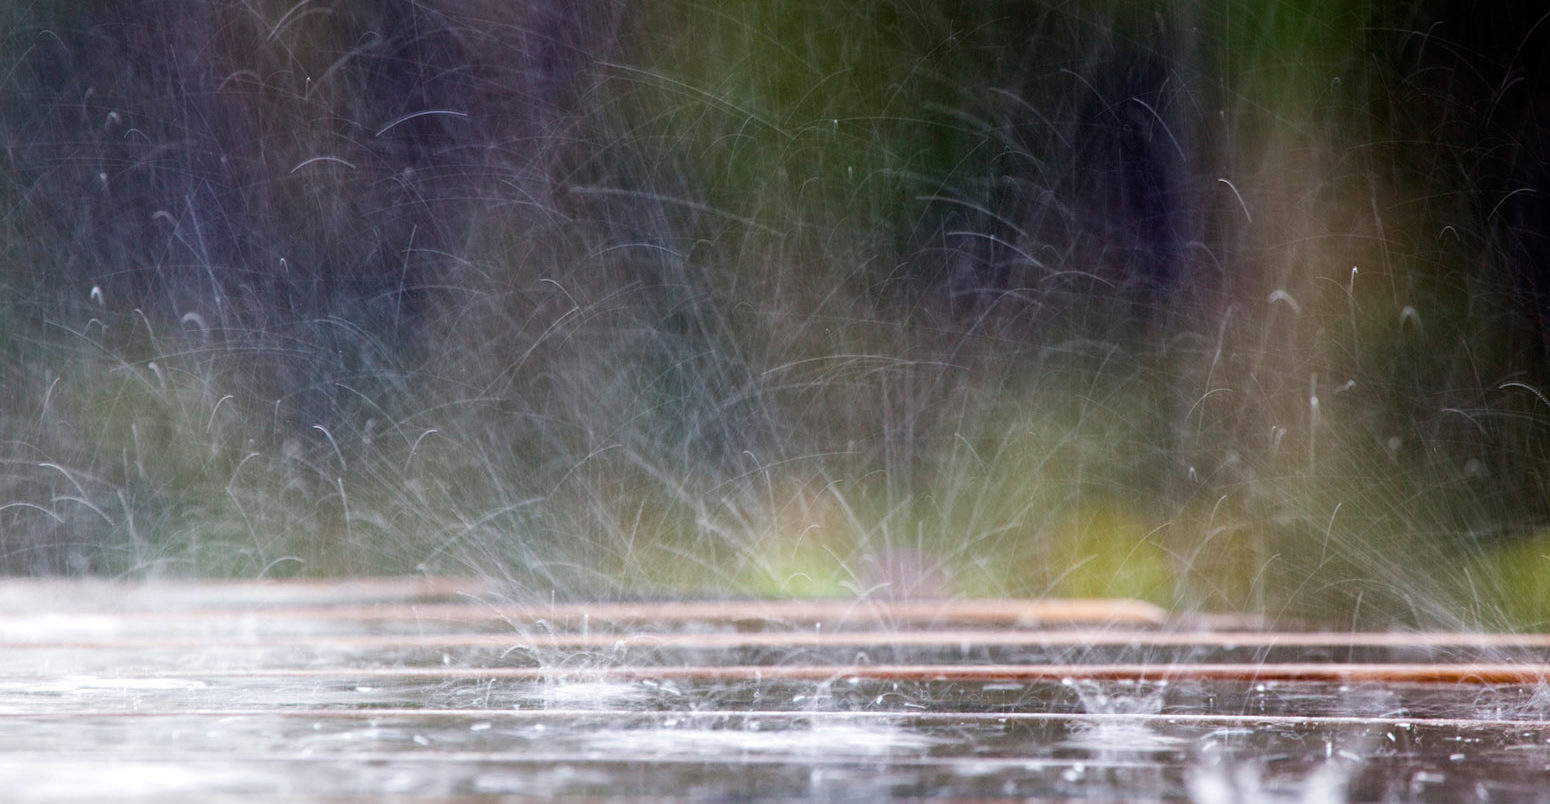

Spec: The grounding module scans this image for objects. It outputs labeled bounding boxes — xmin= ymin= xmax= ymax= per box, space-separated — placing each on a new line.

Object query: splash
xmin=0 ymin=1 xmax=1545 ymax=636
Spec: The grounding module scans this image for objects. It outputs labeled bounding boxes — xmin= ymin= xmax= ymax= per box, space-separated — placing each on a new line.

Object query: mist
xmin=1 ymin=0 xmax=1547 ymax=630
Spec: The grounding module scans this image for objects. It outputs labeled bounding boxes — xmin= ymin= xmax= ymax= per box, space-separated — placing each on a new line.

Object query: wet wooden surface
xmin=2 ymin=577 xmax=1548 ymax=802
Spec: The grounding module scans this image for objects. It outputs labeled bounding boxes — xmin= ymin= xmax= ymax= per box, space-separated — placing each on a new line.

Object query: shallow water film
xmin=5 ymin=578 xmax=1550 ymax=803
xmin=2 ymin=0 xmax=1550 ymax=798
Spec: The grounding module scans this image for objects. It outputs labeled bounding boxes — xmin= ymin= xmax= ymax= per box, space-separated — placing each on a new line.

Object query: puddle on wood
xmin=1 ymin=579 xmax=1548 ymax=802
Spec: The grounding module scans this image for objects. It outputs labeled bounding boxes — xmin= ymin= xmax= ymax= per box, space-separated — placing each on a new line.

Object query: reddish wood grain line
xmin=6 ymin=628 xmax=1549 ymax=651
xmin=138 ymin=662 xmax=1550 ymax=685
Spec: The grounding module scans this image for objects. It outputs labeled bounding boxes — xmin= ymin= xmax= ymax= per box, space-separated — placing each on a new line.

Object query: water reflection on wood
xmin=1 ymin=578 xmax=1547 ymax=802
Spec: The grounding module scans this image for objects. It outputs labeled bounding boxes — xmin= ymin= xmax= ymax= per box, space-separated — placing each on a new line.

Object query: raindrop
xmin=1268 ymin=289 xmax=1301 ymax=315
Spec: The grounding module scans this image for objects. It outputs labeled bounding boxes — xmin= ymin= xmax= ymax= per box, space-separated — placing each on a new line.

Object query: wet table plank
xmin=1 ymin=578 xmax=1548 ymax=802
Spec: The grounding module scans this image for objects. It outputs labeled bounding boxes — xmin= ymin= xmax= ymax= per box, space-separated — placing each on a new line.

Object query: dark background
xmin=1 ymin=0 xmax=1547 ymax=626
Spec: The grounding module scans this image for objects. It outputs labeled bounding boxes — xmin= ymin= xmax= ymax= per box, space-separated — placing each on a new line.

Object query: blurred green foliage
xmin=1 ymin=1 xmax=1548 ymax=630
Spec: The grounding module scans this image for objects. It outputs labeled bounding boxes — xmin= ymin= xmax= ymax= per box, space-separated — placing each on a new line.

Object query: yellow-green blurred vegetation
xmin=3 ymin=0 xmax=1549 ymax=629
